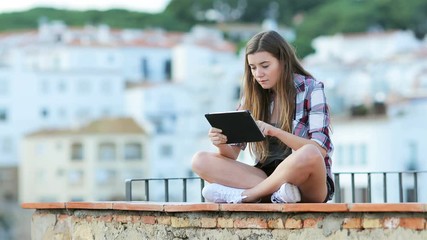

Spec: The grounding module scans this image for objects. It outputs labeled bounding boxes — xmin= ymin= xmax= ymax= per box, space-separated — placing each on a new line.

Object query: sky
xmin=0 ymin=0 xmax=172 ymax=14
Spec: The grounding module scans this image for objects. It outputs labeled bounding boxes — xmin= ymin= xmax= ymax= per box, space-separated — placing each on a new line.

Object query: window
xmin=0 ymin=108 xmax=7 ymax=121
xmin=71 ymin=143 xmax=84 ymax=161
xmin=164 ymin=59 xmax=172 ymax=80
xmin=124 ymin=143 xmax=142 ymax=160
xmin=150 ymin=115 xmax=176 ymax=134
xmin=40 ymin=108 xmax=49 ymax=119
xmin=68 ymin=170 xmax=84 ymax=185
xmin=58 ymin=80 xmax=66 ymax=93
xmin=160 ymin=144 xmax=173 ymax=158
xmin=141 ymin=58 xmax=149 ymax=79
xmin=0 ymin=137 xmax=13 ymax=154
xmin=98 ymin=142 xmax=116 ymax=161
xmin=95 ymin=169 xmax=116 ymax=185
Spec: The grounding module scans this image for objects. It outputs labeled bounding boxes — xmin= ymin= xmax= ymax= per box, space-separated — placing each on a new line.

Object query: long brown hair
xmin=241 ymin=30 xmax=312 ymax=162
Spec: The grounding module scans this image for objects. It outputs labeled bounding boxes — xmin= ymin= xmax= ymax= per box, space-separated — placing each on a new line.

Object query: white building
xmin=303 ymin=30 xmax=427 ymax=114
xmin=331 ymin=97 xmax=427 ymax=203
xmin=1 ymin=21 xmax=240 ymax=169
xmin=125 ymin=26 xmax=242 ymax=180
xmin=1 ymin=21 xmax=243 ymax=202
xmin=303 ymin=30 xmax=427 ymax=203
xmin=19 ymin=117 xmax=149 ymax=202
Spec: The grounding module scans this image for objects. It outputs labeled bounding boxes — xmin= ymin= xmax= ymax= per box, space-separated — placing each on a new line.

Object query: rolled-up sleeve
xmin=308 ymin=82 xmax=333 ymax=155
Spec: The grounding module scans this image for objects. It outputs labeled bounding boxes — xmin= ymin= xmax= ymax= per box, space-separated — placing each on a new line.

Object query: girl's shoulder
xmin=293 ymin=73 xmax=324 ymax=92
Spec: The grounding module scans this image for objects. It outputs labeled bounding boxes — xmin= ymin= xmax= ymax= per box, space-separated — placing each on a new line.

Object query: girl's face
xmin=247 ymin=51 xmax=281 ymax=90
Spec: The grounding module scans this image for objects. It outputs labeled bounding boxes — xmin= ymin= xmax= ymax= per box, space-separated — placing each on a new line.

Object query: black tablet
xmin=205 ymin=110 xmax=266 ymax=144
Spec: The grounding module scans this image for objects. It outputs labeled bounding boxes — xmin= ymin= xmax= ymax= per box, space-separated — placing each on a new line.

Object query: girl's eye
xmin=262 ymin=65 xmax=269 ymax=68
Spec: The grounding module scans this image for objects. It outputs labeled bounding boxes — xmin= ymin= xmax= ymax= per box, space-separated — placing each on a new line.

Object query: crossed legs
xmin=191 ymin=144 xmax=328 ymax=203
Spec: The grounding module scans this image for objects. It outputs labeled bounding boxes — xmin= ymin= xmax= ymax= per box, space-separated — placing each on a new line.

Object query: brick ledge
xmin=21 ymin=202 xmax=427 ymax=213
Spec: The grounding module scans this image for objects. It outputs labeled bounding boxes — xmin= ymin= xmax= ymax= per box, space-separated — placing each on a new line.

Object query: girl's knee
xmin=191 ymin=151 xmax=212 ymax=173
xmin=296 ymin=144 xmax=324 ymax=167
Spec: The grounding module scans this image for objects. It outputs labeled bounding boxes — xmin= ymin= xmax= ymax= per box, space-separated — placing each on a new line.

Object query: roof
xmin=27 ymin=117 xmax=145 ymax=137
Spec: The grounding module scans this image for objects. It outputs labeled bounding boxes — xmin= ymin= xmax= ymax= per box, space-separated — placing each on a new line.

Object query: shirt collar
xmin=293 ymin=73 xmax=305 ymax=93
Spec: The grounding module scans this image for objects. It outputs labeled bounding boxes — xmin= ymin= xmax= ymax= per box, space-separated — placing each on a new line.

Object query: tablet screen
xmin=205 ymin=110 xmax=265 ymax=144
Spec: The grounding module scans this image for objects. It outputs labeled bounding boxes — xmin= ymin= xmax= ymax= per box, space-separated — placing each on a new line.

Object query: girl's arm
xmin=256 ymin=80 xmax=332 ymax=158
xmin=217 ymin=144 xmax=241 ymax=160
xmin=209 ymin=127 xmax=241 ymax=159
xmin=258 ymin=124 xmax=327 ymax=157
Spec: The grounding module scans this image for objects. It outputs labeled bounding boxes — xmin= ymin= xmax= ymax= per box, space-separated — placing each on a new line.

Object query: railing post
xmin=414 ymin=172 xmax=418 ymax=202
xmin=200 ymin=178 xmax=205 ymax=202
xmin=399 ymin=172 xmax=403 ymax=202
xmin=123 ymin=171 xmax=426 ymax=204
xmin=183 ymin=178 xmax=187 ymax=202
xmin=145 ymin=180 xmax=150 ymax=201
xmin=351 ymin=173 xmax=355 ymax=203
xmin=334 ymin=173 xmax=341 ymax=203
xmin=383 ymin=173 xmax=387 ymax=203
xmin=367 ymin=173 xmax=371 ymax=203
xmin=125 ymin=179 xmax=132 ymax=201
xmin=164 ymin=179 xmax=169 ymax=202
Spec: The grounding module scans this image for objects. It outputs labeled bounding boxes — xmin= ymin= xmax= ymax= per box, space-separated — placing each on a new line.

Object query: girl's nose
xmin=254 ymin=68 xmax=264 ymax=77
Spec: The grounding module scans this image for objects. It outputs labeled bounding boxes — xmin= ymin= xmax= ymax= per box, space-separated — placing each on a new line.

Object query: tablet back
xmin=205 ymin=110 xmax=265 ymax=144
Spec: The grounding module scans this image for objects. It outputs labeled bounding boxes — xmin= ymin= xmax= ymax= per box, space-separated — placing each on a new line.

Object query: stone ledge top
xmin=21 ymin=202 xmax=427 ymax=213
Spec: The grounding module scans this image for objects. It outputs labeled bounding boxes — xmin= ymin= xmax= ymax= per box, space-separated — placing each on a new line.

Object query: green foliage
xmin=0 ymin=7 xmax=187 ymax=32
xmin=294 ymin=0 xmax=427 ymax=56
xmin=0 ymin=0 xmax=426 ymax=57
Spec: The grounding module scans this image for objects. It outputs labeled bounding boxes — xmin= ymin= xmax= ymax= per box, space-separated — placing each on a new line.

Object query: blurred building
xmin=304 ymin=30 xmax=427 ymax=114
xmin=0 ymin=20 xmax=185 ymax=167
xmin=19 ymin=117 xmax=149 ymax=202
xmin=304 ymin=30 xmax=427 ymax=202
xmin=0 ymin=20 xmax=241 ymax=202
xmin=0 ymin=166 xmax=17 ymax=202
xmin=125 ymin=27 xmax=242 ymax=181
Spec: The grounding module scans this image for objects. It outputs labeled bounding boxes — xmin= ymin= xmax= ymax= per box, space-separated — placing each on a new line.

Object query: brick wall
xmin=23 ymin=202 xmax=427 ymax=240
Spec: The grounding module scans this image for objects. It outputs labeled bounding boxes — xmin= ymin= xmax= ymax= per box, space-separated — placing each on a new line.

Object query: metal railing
xmin=125 ymin=171 xmax=427 ymax=203
xmin=125 ymin=177 xmax=206 ymax=202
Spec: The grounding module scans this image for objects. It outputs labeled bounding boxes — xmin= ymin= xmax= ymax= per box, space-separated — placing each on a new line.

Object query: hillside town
xmin=1 ymin=18 xmax=427 ymax=238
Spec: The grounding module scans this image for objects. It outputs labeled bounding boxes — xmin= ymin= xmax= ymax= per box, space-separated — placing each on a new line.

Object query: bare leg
xmin=192 ymin=144 xmax=328 ymax=203
xmin=242 ymin=144 xmax=328 ymax=203
xmin=191 ymin=151 xmax=267 ymax=189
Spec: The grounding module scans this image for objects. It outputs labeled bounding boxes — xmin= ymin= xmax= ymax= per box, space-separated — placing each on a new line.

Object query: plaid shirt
xmin=235 ymin=74 xmax=334 ymax=179
xmin=293 ymin=74 xmax=333 ymax=180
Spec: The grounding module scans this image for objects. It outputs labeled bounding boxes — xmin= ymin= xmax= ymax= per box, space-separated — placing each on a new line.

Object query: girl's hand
xmin=256 ymin=120 xmax=277 ymax=136
xmin=208 ymin=127 xmax=228 ymax=146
